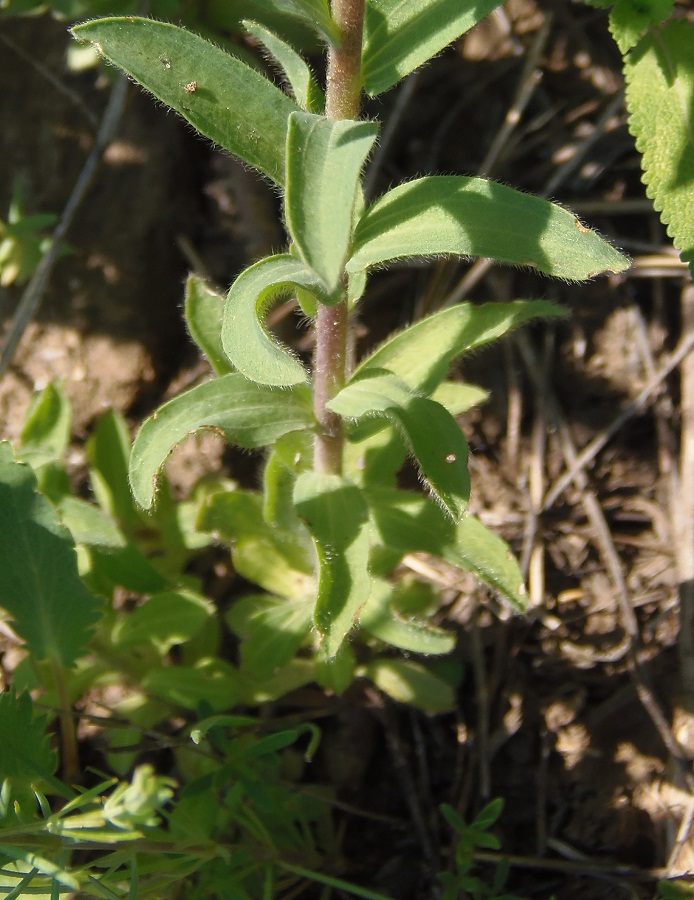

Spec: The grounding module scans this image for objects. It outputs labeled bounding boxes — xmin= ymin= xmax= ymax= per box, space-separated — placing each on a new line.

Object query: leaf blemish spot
xmin=159 ymin=56 xmax=171 ymax=69
xmin=574 ymin=218 xmax=591 ymax=233
xmin=184 ymin=81 xmax=197 ymax=93
xmin=445 ymin=453 xmax=456 ymax=463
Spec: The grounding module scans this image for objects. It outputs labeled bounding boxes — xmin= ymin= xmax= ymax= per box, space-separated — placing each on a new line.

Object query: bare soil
xmin=1 ymin=3 xmax=693 ymax=897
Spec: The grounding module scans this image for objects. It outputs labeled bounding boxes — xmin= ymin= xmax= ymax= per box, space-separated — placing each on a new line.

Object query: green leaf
xmin=293 ymin=473 xmax=371 ymax=656
xmin=198 ymin=489 xmax=315 ymax=594
xmin=259 ymin=0 xmax=340 ymax=45
xmin=443 ymin=516 xmax=527 ymax=611
xmin=243 ymin=20 xmax=323 ymax=111
xmin=114 ymin=590 xmax=215 ymax=653
xmin=0 ymin=690 xmax=57 ymax=787
xmin=87 ymin=409 xmax=143 ymax=532
xmin=329 ymin=371 xmax=470 ymax=520
xmin=362 ymin=0 xmax=505 ymax=96
xmin=0 ymin=443 xmax=102 ymax=666
xmin=222 ymin=255 xmax=318 ymax=385
xmin=18 ymin=381 xmax=71 ymax=467
xmin=184 ymin=274 xmax=234 ymax=377
xmin=360 ymin=579 xmax=455 ymax=654
xmin=625 ymin=21 xmax=694 ymax=277
xmin=609 ymin=0 xmax=675 ymax=53
xmin=361 ymin=658 xmax=455 ymax=713
xmin=431 ymin=381 xmax=489 ymax=416
xmin=129 ymin=375 xmax=314 ymax=509
xmin=355 ymin=300 xmax=563 ymax=395
xmin=70 ymin=18 xmax=300 ymax=185
xmin=226 ymin=594 xmax=313 ymax=679
xmin=143 ymin=661 xmax=241 ymax=712
xmin=285 ymin=113 xmax=379 ymax=292
xmin=57 ymin=496 xmax=126 ymax=549
xmin=347 ymin=176 xmax=630 ymax=280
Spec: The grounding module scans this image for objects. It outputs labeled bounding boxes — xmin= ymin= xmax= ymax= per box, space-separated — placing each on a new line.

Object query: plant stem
xmin=313 ymin=0 xmax=365 ymax=474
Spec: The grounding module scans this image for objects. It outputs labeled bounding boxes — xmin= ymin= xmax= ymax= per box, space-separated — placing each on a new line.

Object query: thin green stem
xmin=313 ymin=0 xmax=365 ymax=474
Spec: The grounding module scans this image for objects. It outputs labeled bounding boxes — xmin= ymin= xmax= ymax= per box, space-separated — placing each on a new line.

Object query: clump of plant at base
xmin=0 ymin=0 xmax=633 ymax=895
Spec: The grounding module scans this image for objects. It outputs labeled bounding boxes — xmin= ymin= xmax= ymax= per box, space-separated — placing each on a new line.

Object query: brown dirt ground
xmin=1 ymin=2 xmax=693 ymax=898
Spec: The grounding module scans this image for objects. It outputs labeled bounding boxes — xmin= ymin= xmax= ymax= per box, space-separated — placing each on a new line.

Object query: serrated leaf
xmin=129 ymin=376 xmax=313 ymax=510
xmin=293 ymin=472 xmax=371 ymax=656
xmin=360 ymin=579 xmax=455 ymax=654
xmin=355 ymin=299 xmax=563 ymax=395
xmin=285 ymin=114 xmax=379 ymax=292
xmin=222 ymin=255 xmax=319 ymax=385
xmin=362 ymin=0 xmax=504 ymax=96
xmin=329 ymin=371 xmax=470 ymax=520
xmin=184 ymin=274 xmax=233 ymax=376
xmin=0 ymin=443 xmax=102 ymax=666
xmin=625 ymin=21 xmax=694 ymax=276
xmin=361 ymin=658 xmax=455 ymax=713
xmin=244 ymin=20 xmax=323 ymax=111
xmin=114 ymin=590 xmax=215 ymax=653
xmin=0 ymin=691 xmax=57 ymax=786
xmin=443 ymin=515 xmax=527 ymax=610
xmin=609 ymin=0 xmax=675 ymax=53
xmin=347 ymin=176 xmax=630 ymax=280
xmin=71 ymin=18 xmax=300 ymax=186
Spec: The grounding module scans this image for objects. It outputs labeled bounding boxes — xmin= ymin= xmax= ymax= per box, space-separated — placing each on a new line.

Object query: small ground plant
xmin=6 ymin=0 xmax=694 ymax=894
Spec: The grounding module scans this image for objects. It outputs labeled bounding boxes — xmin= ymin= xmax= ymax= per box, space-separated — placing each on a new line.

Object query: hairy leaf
xmin=244 ymin=20 xmax=323 ymax=111
xmin=355 ymin=299 xmax=564 ymax=394
xmin=260 ymin=0 xmax=340 ymax=44
xmin=347 ymin=176 xmax=630 ymax=280
xmin=129 ymin=376 xmax=313 ymax=509
xmin=294 ymin=473 xmax=371 ymax=657
xmin=184 ymin=274 xmax=234 ymax=377
xmin=0 ymin=443 xmax=102 ymax=666
xmin=71 ymin=18 xmax=300 ymax=185
xmin=625 ymin=21 xmax=694 ymax=276
xmin=285 ymin=113 xmax=379 ymax=292
xmin=443 ymin=515 xmax=526 ymax=610
xmin=222 ymin=255 xmax=319 ymax=385
xmin=329 ymin=372 xmax=470 ymax=520
xmin=19 ymin=381 xmax=71 ymax=467
xmin=361 ymin=658 xmax=455 ymax=713
xmin=362 ymin=0 xmax=504 ymax=96
xmin=360 ymin=579 xmax=455 ymax=654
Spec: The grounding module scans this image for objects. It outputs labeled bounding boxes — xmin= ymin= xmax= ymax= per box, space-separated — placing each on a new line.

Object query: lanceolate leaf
xmin=443 ymin=515 xmax=527 ymax=610
xmin=360 ymin=579 xmax=455 ymax=654
xmin=0 ymin=443 xmax=102 ymax=666
xmin=624 ymin=21 xmax=694 ymax=277
xmin=266 ymin=0 xmax=340 ymax=45
xmin=354 ymin=299 xmax=564 ymax=394
xmin=244 ymin=20 xmax=323 ymax=111
xmin=285 ymin=113 xmax=379 ymax=292
xmin=129 ymin=376 xmax=313 ymax=510
xmin=347 ymin=176 xmax=630 ymax=280
xmin=328 ymin=372 xmax=470 ymax=520
xmin=185 ymin=274 xmax=234 ymax=377
xmin=362 ymin=0 xmax=504 ymax=97
xmin=222 ymin=255 xmax=319 ymax=386
xmin=365 ymin=487 xmax=526 ymax=609
xmin=361 ymin=658 xmax=455 ymax=713
xmin=71 ymin=18 xmax=300 ymax=186
xmin=294 ymin=473 xmax=371 ymax=657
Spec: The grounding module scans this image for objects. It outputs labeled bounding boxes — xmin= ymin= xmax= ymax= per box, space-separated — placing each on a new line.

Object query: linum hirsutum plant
xmin=68 ymin=0 xmax=629 ymax=679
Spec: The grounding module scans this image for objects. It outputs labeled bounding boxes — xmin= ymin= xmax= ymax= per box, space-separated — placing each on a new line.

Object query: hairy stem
xmin=313 ymin=0 xmax=365 ymax=474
